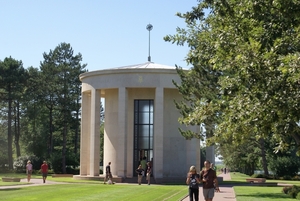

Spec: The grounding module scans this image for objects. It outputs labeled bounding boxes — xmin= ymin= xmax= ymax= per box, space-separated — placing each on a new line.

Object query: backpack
xmin=189 ymin=174 xmax=199 ymax=189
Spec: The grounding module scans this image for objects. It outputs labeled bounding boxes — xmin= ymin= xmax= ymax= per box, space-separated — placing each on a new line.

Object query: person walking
xmin=41 ymin=161 xmax=48 ymax=183
xmin=104 ymin=162 xmax=113 ymax=184
xmin=26 ymin=160 xmax=33 ymax=182
xmin=146 ymin=162 xmax=152 ymax=185
xmin=200 ymin=160 xmax=220 ymax=201
xmin=186 ymin=166 xmax=200 ymax=201
xmin=140 ymin=156 xmax=147 ymax=177
xmin=136 ymin=165 xmax=144 ymax=185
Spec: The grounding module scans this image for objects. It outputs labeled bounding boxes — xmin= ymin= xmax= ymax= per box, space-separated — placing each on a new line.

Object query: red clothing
xmin=41 ymin=164 xmax=48 ymax=173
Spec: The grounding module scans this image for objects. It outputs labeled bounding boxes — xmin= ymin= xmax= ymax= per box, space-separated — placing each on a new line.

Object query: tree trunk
xmin=7 ymin=97 xmax=13 ymax=169
xmin=62 ymin=115 xmax=67 ymax=174
xmin=14 ymin=101 xmax=21 ymax=157
xmin=48 ymin=107 xmax=53 ymax=157
xmin=259 ymin=138 xmax=269 ymax=176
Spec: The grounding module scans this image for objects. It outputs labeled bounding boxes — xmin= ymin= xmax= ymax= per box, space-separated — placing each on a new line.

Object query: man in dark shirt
xmin=200 ymin=160 xmax=220 ymax=201
xmin=104 ymin=162 xmax=113 ymax=184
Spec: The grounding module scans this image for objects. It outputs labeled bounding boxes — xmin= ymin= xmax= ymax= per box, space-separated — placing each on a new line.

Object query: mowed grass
xmin=0 ymin=173 xmax=188 ymax=200
xmin=0 ymin=173 xmax=101 ymax=186
xmin=234 ymin=186 xmax=295 ymax=201
xmin=229 ymin=172 xmax=298 ymax=201
xmin=0 ymin=183 xmax=188 ymax=201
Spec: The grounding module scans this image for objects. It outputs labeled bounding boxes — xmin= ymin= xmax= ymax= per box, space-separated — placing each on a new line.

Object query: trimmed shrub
xmin=283 ymin=175 xmax=292 ymax=180
xmin=282 ymin=186 xmax=292 ymax=194
xmin=293 ymin=175 xmax=300 ymax=181
xmin=288 ymin=185 xmax=300 ymax=198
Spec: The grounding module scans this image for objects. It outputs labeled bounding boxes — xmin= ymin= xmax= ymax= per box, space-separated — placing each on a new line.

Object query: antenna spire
xmin=146 ymin=24 xmax=153 ymax=62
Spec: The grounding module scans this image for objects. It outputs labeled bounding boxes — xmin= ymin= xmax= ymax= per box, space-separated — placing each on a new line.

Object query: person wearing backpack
xmin=186 ymin=166 xmax=200 ymax=201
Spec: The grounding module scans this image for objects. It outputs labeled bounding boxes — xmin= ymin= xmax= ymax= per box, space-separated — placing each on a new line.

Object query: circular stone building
xmin=76 ymin=62 xmax=200 ymax=183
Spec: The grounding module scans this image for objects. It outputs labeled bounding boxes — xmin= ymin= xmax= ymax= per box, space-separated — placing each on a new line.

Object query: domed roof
xmin=110 ymin=62 xmax=176 ymax=70
xmin=79 ymin=61 xmax=188 ymax=81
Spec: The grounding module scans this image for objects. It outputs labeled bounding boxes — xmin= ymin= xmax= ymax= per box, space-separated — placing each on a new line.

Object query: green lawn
xmin=229 ymin=172 xmax=298 ymax=201
xmin=0 ymin=183 xmax=187 ymax=201
xmin=3 ymin=172 xmax=300 ymax=200
xmin=234 ymin=186 xmax=295 ymax=201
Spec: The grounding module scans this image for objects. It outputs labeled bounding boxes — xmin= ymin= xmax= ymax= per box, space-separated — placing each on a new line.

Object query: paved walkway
xmin=0 ymin=178 xmax=68 ymax=189
xmin=182 ymin=173 xmax=237 ymax=201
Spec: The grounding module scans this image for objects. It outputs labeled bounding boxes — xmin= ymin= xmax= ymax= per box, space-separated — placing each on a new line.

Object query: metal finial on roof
xmin=146 ymin=24 xmax=153 ymax=62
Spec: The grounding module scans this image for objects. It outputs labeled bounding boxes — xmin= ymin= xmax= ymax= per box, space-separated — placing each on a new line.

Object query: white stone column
xmin=89 ymin=88 xmax=101 ymax=176
xmin=117 ymin=87 xmax=127 ymax=177
xmin=80 ymin=91 xmax=91 ymax=175
xmin=154 ymin=87 xmax=164 ymax=180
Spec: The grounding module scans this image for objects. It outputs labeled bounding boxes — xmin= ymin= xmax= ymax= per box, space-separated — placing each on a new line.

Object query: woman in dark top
xmin=186 ymin=166 xmax=200 ymax=201
xmin=136 ymin=165 xmax=144 ymax=185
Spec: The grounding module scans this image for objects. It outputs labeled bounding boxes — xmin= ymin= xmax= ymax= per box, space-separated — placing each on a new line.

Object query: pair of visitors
xmin=136 ymin=159 xmax=152 ymax=185
xmin=186 ymin=161 xmax=220 ymax=201
xmin=26 ymin=160 xmax=48 ymax=183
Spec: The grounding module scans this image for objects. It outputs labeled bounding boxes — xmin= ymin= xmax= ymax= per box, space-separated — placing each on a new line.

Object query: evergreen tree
xmin=40 ymin=43 xmax=87 ymax=173
xmin=0 ymin=57 xmax=27 ymax=169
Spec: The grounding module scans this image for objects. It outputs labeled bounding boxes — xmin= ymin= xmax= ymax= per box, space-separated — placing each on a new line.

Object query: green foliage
xmin=100 ymin=123 xmax=104 ymax=164
xmin=283 ymin=175 xmax=293 ymax=181
xmin=0 ymin=57 xmax=28 ymax=169
xmin=166 ymin=0 xmax=300 ymax=175
xmin=269 ymin=156 xmax=300 ymax=177
xmin=296 ymin=192 xmax=300 ymax=200
xmin=49 ymin=151 xmax=79 ymax=174
xmin=282 ymin=186 xmax=293 ymax=194
xmin=13 ymin=155 xmax=41 ymax=172
xmin=288 ymin=185 xmax=300 ymax=198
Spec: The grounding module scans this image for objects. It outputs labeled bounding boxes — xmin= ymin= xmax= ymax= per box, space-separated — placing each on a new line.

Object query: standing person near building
xmin=146 ymin=161 xmax=152 ymax=185
xmin=140 ymin=156 xmax=147 ymax=177
xmin=200 ymin=160 xmax=220 ymax=201
xmin=41 ymin=161 xmax=48 ymax=183
xmin=104 ymin=162 xmax=113 ymax=184
xmin=186 ymin=166 xmax=200 ymax=201
xmin=136 ymin=165 xmax=144 ymax=185
xmin=26 ymin=160 xmax=33 ymax=182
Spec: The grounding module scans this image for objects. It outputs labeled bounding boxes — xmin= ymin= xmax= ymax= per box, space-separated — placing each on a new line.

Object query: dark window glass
xmin=133 ymin=100 xmax=154 ymax=174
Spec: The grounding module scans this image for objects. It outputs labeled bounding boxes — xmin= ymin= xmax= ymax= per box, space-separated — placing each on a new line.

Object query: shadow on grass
xmin=0 ymin=188 xmax=22 ymax=191
xmin=237 ymin=192 xmax=291 ymax=199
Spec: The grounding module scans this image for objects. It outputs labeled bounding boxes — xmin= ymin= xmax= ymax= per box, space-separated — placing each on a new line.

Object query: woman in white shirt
xmin=26 ymin=160 xmax=33 ymax=182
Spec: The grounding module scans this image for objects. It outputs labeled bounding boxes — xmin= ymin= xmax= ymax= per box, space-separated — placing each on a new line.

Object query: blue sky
xmin=1 ymin=0 xmax=199 ymax=72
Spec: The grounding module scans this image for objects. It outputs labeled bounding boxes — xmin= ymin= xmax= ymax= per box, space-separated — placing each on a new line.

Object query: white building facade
xmin=76 ymin=62 xmax=200 ymax=183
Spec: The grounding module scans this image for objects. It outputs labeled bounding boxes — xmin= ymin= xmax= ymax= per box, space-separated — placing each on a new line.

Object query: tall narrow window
xmin=133 ymin=100 xmax=153 ymax=173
